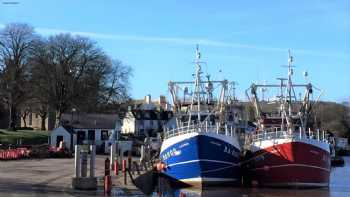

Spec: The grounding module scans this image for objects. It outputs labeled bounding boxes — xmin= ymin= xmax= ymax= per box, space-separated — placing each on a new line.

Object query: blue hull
xmin=160 ymin=134 xmax=241 ymax=186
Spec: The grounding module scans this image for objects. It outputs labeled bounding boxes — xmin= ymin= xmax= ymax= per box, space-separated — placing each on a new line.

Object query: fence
xmin=251 ymin=128 xmax=327 ymax=143
xmin=164 ymin=122 xmax=239 ymax=139
xmin=0 ymin=148 xmax=30 ymax=160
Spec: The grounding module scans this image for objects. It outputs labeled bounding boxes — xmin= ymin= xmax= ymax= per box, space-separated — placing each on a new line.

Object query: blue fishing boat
xmin=160 ymin=46 xmax=242 ymax=187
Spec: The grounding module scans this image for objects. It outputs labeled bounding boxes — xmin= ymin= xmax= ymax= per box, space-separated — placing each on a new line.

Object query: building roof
xmin=132 ymin=110 xmax=157 ymax=120
xmin=129 ymin=110 xmax=173 ymax=120
xmin=61 ymin=113 xmax=119 ymax=129
xmin=62 ymin=125 xmax=75 ymax=134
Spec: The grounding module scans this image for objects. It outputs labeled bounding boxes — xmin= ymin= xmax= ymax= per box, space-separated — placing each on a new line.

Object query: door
xmin=56 ymin=136 xmax=63 ymax=147
xmin=77 ymin=131 xmax=85 ymax=145
xmin=88 ymin=130 xmax=95 ymax=144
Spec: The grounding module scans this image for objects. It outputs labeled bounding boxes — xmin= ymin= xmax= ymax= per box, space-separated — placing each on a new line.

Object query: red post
xmin=122 ymin=159 xmax=127 ymax=172
xmin=104 ymin=175 xmax=111 ymax=194
xmin=105 ymin=158 xmax=110 ymax=176
xmin=114 ymin=160 xmax=119 ymax=175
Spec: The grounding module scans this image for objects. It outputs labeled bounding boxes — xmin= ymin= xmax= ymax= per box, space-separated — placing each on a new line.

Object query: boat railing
xmin=164 ymin=122 xmax=238 ymax=139
xmin=251 ymin=127 xmax=328 ymax=143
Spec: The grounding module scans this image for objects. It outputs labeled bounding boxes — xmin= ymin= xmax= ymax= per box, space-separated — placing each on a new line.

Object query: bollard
xmin=110 ymin=143 xmax=116 ymax=171
xmin=128 ymin=151 xmax=132 ymax=170
xmin=104 ymin=175 xmax=112 ymax=194
xmin=122 ymin=159 xmax=127 ymax=185
xmin=105 ymin=158 xmax=110 ymax=176
xmin=90 ymin=145 xmax=96 ymax=178
xmin=81 ymin=152 xmax=88 ymax=177
xmin=122 ymin=159 xmax=127 ymax=172
xmin=74 ymin=145 xmax=81 ymax=178
xmin=114 ymin=160 xmax=119 ymax=176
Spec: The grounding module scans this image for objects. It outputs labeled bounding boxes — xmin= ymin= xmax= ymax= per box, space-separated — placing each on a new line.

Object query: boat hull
xmin=246 ymin=139 xmax=331 ymax=187
xmin=160 ymin=132 xmax=241 ymax=187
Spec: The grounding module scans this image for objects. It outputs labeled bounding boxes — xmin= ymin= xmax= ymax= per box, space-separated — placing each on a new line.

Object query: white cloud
xmin=35 ymin=27 xmax=288 ymax=53
xmin=0 ymin=24 xmax=348 ymax=59
xmin=35 ymin=27 xmax=349 ymax=59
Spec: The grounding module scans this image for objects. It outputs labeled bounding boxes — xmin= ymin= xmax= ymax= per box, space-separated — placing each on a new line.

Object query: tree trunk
xmin=55 ymin=110 xmax=62 ymax=127
xmin=40 ymin=113 xmax=47 ymax=131
xmin=8 ymin=104 xmax=17 ymax=131
xmin=22 ymin=115 xmax=27 ymax=128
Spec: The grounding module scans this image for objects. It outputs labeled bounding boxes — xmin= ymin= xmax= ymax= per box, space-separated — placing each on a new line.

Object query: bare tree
xmin=0 ymin=23 xmax=35 ymax=130
xmin=101 ymin=59 xmax=132 ymax=104
xmin=19 ymin=101 xmax=31 ymax=128
xmin=30 ymin=33 xmax=131 ymax=126
xmin=36 ymin=103 xmax=49 ymax=131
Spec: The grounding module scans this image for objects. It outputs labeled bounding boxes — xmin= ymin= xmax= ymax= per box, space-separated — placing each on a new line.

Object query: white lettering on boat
xmin=223 ymin=146 xmax=239 ymax=157
xmin=162 ymin=147 xmax=181 ymax=160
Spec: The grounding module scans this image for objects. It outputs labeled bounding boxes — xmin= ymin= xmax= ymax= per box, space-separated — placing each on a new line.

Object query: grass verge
xmin=0 ymin=129 xmax=49 ymax=146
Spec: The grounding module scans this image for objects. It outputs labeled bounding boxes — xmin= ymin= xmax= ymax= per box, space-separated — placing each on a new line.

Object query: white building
xmin=122 ymin=109 xmax=173 ymax=136
xmin=50 ymin=113 xmax=121 ymax=153
xmin=122 ymin=95 xmax=173 ymax=137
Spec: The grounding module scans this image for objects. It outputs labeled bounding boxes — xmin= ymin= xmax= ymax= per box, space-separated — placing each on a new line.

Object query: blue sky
xmin=1 ymin=0 xmax=349 ymax=102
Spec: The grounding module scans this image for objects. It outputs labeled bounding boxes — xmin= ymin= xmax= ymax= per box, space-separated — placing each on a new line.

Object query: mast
xmin=246 ymin=50 xmax=323 ymax=133
xmin=166 ymin=45 xmax=230 ymax=128
xmin=195 ymin=45 xmax=202 ymax=122
xmin=188 ymin=45 xmax=203 ymax=125
xmin=287 ymin=49 xmax=293 ymax=117
xmin=277 ymin=78 xmax=287 ymax=131
xmin=285 ymin=49 xmax=296 ymax=131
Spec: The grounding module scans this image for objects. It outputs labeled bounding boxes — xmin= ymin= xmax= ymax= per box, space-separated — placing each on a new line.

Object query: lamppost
xmin=71 ymin=108 xmax=76 ymax=125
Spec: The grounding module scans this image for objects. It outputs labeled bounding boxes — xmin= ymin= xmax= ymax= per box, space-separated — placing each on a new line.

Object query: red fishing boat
xmin=244 ymin=50 xmax=331 ymax=187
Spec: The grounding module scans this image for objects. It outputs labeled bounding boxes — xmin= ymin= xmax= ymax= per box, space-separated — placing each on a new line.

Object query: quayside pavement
xmin=0 ymin=155 xmax=145 ymax=196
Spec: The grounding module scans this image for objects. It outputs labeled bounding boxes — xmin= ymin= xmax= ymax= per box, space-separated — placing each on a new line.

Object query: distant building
xmin=50 ymin=113 xmax=121 ymax=153
xmin=20 ymin=111 xmax=56 ymax=131
xmin=130 ymin=95 xmax=171 ymax=111
xmin=121 ymin=95 xmax=173 ymax=136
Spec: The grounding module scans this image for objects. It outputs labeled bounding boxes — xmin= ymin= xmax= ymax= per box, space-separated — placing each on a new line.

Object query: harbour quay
xmin=0 ymin=155 xmax=145 ymax=196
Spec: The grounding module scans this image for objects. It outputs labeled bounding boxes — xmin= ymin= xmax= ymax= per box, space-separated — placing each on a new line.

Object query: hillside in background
xmin=315 ymin=102 xmax=350 ymax=137
xmin=244 ymin=101 xmax=350 ymax=137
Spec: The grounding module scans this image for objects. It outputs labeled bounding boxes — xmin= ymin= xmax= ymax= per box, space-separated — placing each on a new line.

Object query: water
xmin=1 ymin=158 xmax=349 ymax=196
xmin=154 ymin=157 xmax=350 ymax=197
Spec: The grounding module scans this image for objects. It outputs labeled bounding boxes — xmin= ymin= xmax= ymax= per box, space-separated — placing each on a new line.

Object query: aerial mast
xmin=188 ymin=45 xmax=203 ymax=125
xmin=287 ymin=49 xmax=293 ymax=117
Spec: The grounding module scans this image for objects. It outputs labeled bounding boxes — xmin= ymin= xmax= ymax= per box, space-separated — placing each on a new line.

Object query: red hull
xmin=248 ymin=141 xmax=331 ymax=187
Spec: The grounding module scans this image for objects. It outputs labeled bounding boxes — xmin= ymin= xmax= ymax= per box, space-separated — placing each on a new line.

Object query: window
xmin=88 ymin=130 xmax=95 ymax=141
xmin=101 ymin=130 xmax=109 ymax=140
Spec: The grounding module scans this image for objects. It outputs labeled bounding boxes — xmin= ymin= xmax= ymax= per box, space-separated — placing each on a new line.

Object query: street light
xmin=71 ymin=108 xmax=76 ymax=125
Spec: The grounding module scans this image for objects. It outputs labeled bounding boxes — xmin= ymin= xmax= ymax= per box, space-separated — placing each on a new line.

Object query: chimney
xmin=159 ymin=95 xmax=166 ymax=104
xmin=159 ymin=95 xmax=166 ymax=109
xmin=145 ymin=94 xmax=151 ymax=104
